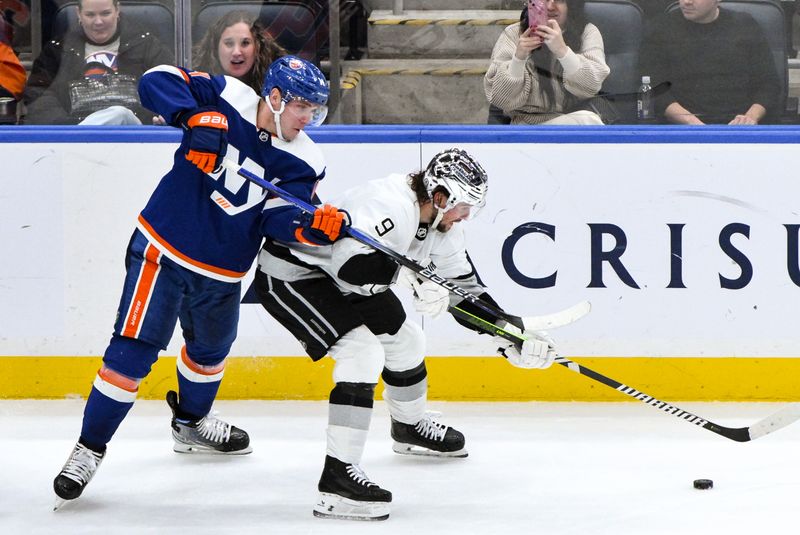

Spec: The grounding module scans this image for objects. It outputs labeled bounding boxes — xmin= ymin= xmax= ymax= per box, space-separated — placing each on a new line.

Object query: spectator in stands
xmin=0 ymin=41 xmax=25 ymax=100
xmin=22 ymin=0 xmax=173 ymax=125
xmin=639 ymin=0 xmax=781 ymax=125
xmin=192 ymin=10 xmax=287 ymax=94
xmin=484 ymin=0 xmax=610 ymax=125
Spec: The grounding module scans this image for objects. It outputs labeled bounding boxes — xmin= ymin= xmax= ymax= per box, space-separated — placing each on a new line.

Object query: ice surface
xmin=2 ymin=400 xmax=798 ymax=534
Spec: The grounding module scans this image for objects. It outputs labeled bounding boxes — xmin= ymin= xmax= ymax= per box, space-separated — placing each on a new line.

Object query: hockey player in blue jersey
xmin=52 ymin=56 xmax=349 ymax=509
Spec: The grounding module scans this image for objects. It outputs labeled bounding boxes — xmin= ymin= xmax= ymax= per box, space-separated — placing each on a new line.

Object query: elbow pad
xmin=337 ymin=252 xmax=398 ymax=286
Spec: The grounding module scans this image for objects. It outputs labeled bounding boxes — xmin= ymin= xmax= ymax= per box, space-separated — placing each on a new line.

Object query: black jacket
xmin=23 ymin=21 xmax=174 ymax=124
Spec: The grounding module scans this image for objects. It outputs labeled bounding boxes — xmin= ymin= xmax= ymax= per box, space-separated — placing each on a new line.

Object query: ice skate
xmin=313 ymin=455 xmax=392 ymax=521
xmin=391 ymin=413 xmax=467 ymax=457
xmin=166 ymin=390 xmax=252 ymax=455
xmin=53 ymin=441 xmax=105 ymax=510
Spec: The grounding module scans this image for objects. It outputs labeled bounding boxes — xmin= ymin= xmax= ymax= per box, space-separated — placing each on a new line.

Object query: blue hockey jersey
xmin=137 ymin=65 xmax=326 ymax=282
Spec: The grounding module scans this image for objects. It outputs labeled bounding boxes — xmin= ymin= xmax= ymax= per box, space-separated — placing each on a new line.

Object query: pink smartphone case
xmin=527 ymin=0 xmax=547 ymax=30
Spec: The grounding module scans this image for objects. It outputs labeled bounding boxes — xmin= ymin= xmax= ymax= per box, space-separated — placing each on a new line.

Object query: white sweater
xmin=484 ymin=22 xmax=610 ymax=125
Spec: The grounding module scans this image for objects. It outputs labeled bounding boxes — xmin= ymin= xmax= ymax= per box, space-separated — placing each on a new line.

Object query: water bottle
xmin=637 ymin=75 xmax=654 ymax=123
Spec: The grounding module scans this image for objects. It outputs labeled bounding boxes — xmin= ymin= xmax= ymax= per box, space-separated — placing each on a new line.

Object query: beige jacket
xmin=484 ymin=22 xmax=610 ymax=125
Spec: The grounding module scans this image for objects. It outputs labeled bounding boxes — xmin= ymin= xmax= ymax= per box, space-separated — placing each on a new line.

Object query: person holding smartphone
xmin=484 ymin=0 xmax=610 ymax=125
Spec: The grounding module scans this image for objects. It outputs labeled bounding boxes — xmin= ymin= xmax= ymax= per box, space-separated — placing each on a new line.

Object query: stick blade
xmin=522 ymin=300 xmax=591 ymax=331
xmin=746 ymin=403 xmax=800 ymax=441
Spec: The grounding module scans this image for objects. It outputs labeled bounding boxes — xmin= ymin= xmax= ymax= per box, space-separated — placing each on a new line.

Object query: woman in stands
xmin=23 ymin=0 xmax=173 ymax=125
xmin=484 ymin=0 xmax=610 ymax=125
xmin=192 ymin=10 xmax=287 ymax=94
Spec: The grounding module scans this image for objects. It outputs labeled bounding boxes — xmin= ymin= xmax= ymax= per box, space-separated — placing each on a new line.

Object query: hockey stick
xmin=223 ymin=159 xmax=587 ymax=335
xmin=450 ymin=305 xmax=800 ymax=442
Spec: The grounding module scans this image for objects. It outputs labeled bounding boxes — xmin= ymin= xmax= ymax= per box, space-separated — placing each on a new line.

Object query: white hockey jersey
xmin=257 ymin=173 xmax=482 ymax=297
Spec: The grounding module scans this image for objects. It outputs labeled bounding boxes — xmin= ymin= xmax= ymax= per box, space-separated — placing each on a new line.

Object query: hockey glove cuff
xmin=181 ymin=107 xmax=229 ymax=173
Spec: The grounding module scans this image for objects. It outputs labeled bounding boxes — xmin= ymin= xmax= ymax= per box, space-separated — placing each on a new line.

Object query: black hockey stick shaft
xmin=450 ymin=305 xmax=800 ymax=443
xmin=225 ymin=160 xmax=526 ymax=331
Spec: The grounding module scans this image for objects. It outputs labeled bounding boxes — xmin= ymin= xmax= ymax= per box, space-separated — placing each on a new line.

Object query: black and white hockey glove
xmin=397 ymin=265 xmax=450 ymax=318
xmin=496 ymin=327 xmax=557 ymax=369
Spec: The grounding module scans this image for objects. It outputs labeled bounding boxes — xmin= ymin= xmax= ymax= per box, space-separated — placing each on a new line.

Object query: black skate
xmin=313 ymin=455 xmax=392 ymax=521
xmin=53 ymin=441 xmax=105 ymax=510
xmin=166 ymin=390 xmax=251 ymax=455
xmin=391 ymin=413 xmax=467 ymax=457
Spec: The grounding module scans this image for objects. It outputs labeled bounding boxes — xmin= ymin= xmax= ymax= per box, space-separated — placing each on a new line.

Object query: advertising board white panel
xmin=2 ymin=138 xmax=798 ymax=358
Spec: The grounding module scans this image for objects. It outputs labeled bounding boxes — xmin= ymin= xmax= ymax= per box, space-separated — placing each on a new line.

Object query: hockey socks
xmin=326 ymin=382 xmax=375 ymax=463
xmin=175 ymin=347 xmax=225 ymax=419
xmin=80 ymin=366 xmax=139 ymax=449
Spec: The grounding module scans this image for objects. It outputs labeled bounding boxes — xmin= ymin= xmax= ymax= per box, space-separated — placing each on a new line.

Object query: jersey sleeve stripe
xmin=144 ymin=64 xmax=191 ymax=84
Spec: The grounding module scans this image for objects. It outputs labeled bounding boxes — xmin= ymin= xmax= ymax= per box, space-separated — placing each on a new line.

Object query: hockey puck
xmin=693 ymin=479 xmax=713 ymax=490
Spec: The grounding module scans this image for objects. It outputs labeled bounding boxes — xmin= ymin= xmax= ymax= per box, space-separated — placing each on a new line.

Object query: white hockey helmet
xmin=423 ymin=148 xmax=488 ymax=220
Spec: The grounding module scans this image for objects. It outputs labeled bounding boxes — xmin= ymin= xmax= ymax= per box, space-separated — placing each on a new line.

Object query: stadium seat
xmin=192 ymin=2 xmax=320 ymax=63
xmin=585 ymin=0 xmax=644 ymax=102
xmin=50 ymin=1 xmax=175 ymax=51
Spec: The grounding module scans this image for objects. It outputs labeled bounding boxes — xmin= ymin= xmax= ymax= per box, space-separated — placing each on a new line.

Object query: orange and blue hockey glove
xmin=180 ymin=107 xmax=228 ymax=173
xmin=296 ymin=204 xmax=351 ymax=245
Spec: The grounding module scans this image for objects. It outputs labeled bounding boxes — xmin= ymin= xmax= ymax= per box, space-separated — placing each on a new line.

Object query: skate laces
xmin=196 ymin=416 xmax=232 ymax=444
xmin=415 ymin=413 xmax=448 ymax=442
xmin=346 ymin=464 xmax=377 ymax=487
xmin=61 ymin=444 xmax=102 ymax=484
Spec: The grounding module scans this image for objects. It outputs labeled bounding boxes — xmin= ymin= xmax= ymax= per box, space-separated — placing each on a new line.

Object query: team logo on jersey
xmin=415 ymin=224 xmax=428 ymax=241
xmin=83 ymin=51 xmax=118 ymax=78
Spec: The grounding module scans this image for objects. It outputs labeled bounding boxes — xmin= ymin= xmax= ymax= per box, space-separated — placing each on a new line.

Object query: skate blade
xmin=392 ymin=442 xmax=468 ymax=458
xmin=313 ymin=493 xmax=390 ymax=521
xmin=173 ymin=443 xmax=253 ymax=455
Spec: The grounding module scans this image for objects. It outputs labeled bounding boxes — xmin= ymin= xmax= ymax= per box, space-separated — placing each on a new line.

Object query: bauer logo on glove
xmin=181 ymin=108 xmax=229 ymax=173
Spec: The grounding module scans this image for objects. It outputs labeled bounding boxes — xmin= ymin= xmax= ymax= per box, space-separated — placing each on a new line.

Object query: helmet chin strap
xmin=267 ymin=98 xmax=287 ymax=141
xmin=430 ymin=199 xmax=447 ymax=232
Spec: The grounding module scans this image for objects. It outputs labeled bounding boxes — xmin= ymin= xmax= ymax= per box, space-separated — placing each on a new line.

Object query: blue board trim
xmin=2 ymin=124 xmax=800 ymax=144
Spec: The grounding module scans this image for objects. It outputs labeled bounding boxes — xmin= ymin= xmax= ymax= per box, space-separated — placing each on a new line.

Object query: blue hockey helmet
xmin=261 ymin=56 xmax=329 ymax=127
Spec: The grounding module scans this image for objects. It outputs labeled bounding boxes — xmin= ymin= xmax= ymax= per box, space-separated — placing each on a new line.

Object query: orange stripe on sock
xmin=181 ymin=346 xmax=226 ymax=375
xmin=98 ymin=366 xmax=139 ymax=393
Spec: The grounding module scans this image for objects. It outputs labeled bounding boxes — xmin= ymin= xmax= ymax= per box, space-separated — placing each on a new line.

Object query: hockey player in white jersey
xmin=254 ymin=148 xmax=557 ymax=520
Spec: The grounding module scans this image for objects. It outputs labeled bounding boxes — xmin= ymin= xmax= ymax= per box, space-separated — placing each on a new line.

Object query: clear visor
xmin=284 ymin=97 xmax=328 ymax=126
xmin=444 ymin=200 xmax=484 ymax=221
